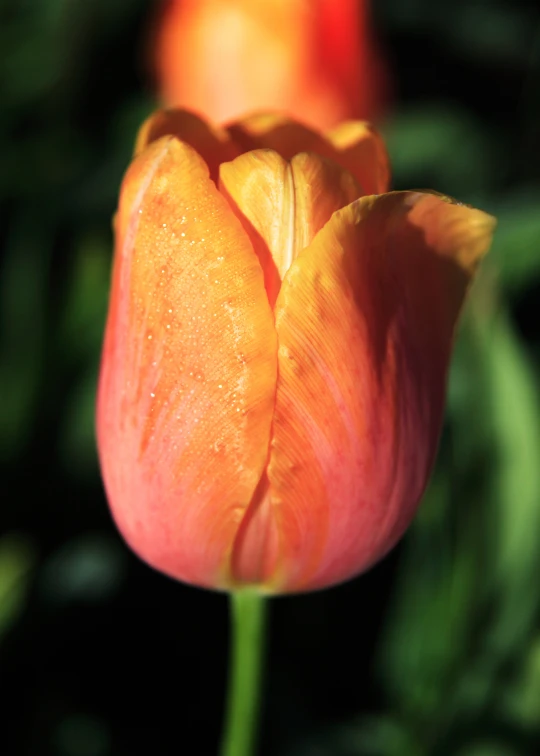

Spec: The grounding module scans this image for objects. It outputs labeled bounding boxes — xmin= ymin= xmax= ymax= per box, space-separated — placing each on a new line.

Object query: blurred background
xmin=1 ymin=0 xmax=540 ymax=754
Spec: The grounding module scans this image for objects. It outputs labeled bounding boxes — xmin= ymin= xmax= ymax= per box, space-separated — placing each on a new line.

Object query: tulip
xmin=96 ymin=109 xmax=495 ymax=594
xmin=151 ymin=0 xmax=389 ymax=129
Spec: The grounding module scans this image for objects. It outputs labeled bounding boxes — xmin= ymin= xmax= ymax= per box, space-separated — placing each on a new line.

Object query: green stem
xmin=220 ymin=590 xmax=267 ymax=756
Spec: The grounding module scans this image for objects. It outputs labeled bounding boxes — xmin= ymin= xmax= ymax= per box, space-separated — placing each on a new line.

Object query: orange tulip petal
xmin=219 ymin=149 xmax=362 ymax=291
xmin=134 ymin=108 xmax=240 ymax=181
xmin=264 ymin=191 xmax=495 ymax=592
xmin=227 ymin=113 xmax=339 ymax=162
xmin=326 ymin=120 xmax=391 ymax=194
xmin=227 ymin=112 xmax=389 ymax=195
xmin=97 ymin=137 xmax=277 ymax=589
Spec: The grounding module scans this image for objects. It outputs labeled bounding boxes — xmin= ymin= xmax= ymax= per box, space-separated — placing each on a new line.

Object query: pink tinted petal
xmin=265 ymin=191 xmax=494 ymax=592
xmin=97 ymin=137 xmax=277 ymax=589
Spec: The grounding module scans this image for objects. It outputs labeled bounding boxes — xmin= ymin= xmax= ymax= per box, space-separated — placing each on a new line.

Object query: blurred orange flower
xmin=152 ymin=0 xmax=389 ymax=129
xmin=97 ymin=110 xmax=494 ymax=594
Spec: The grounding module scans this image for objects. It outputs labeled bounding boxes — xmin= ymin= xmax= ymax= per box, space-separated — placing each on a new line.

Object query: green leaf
xmin=0 ymin=533 xmax=35 ymax=642
xmin=382 ymin=105 xmax=496 ymax=197
xmin=377 ymin=472 xmax=478 ymax=725
xmin=502 ymin=635 xmax=540 ymax=728
xmin=58 ymin=232 xmax=110 ymax=365
xmin=487 ymin=191 xmax=540 ymax=293
xmin=481 ymin=307 xmax=540 ymax=658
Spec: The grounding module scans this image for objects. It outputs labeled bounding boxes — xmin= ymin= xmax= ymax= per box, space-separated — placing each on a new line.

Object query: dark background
xmin=2 ymin=1 xmax=540 ymax=754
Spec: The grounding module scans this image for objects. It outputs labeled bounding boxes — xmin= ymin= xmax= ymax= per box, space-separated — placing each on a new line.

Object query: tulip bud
xmin=151 ymin=0 xmax=389 ymax=129
xmin=97 ymin=110 xmax=495 ymax=593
